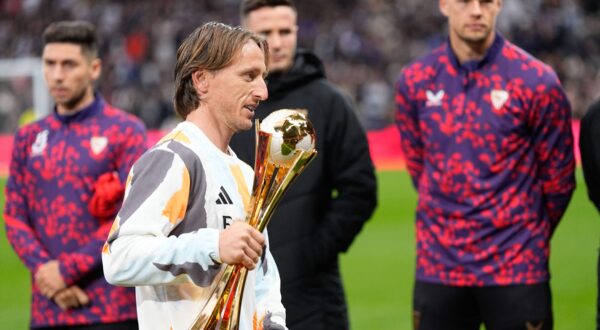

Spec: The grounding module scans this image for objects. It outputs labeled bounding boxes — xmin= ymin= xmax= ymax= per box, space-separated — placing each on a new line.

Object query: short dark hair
xmin=240 ymin=0 xmax=296 ymax=20
xmin=42 ymin=21 xmax=98 ymax=59
xmin=173 ymin=22 xmax=269 ymax=119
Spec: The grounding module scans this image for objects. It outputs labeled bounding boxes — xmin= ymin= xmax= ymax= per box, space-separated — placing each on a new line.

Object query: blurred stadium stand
xmin=0 ymin=0 xmax=598 ymax=133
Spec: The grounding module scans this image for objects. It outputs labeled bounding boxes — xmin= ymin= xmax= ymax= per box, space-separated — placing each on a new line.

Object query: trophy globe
xmin=259 ymin=109 xmax=316 ymax=168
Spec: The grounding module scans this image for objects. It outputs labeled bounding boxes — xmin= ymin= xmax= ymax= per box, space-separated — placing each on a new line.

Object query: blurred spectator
xmin=0 ymin=0 xmax=598 ymax=131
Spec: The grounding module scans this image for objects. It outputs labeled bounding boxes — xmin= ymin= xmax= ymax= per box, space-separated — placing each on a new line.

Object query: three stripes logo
xmin=216 ymin=186 xmax=233 ymax=205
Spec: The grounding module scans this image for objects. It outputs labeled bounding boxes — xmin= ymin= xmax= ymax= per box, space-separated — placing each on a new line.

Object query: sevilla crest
xmin=491 ymin=89 xmax=509 ymax=110
xmin=90 ymin=136 xmax=108 ymax=155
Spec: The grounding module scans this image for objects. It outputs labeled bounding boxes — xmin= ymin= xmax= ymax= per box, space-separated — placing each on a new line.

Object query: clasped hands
xmin=35 ymin=260 xmax=89 ymax=310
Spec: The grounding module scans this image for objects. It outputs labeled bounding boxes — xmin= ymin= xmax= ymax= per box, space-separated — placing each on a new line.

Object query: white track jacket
xmin=102 ymin=121 xmax=286 ymax=330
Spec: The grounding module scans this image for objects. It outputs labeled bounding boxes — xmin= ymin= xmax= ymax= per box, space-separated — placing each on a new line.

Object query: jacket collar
xmin=446 ymin=32 xmax=504 ymax=72
xmin=52 ymin=93 xmax=104 ymax=124
xmin=266 ymin=48 xmax=326 ymax=97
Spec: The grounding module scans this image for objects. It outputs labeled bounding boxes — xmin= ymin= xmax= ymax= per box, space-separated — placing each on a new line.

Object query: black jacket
xmin=230 ymin=49 xmax=377 ymax=330
xmin=580 ymin=98 xmax=600 ymax=213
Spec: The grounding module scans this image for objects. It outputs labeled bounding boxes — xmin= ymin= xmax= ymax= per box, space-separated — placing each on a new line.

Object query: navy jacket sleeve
xmin=309 ymin=90 xmax=378 ymax=267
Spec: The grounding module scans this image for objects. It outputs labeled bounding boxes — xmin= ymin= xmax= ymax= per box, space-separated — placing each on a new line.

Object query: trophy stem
xmin=198 ymin=265 xmax=248 ymax=330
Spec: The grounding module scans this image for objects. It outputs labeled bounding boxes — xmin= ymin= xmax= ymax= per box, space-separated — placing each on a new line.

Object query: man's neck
xmin=449 ymin=33 xmax=495 ymax=64
xmin=187 ymin=109 xmax=231 ymax=153
xmin=56 ymin=91 xmax=95 ymax=116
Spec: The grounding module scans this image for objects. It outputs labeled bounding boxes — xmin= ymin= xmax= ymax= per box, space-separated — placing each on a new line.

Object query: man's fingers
xmin=40 ymin=283 xmax=58 ymax=299
xmin=35 ymin=273 xmax=49 ymax=295
xmin=242 ymin=247 xmax=259 ymax=268
xmin=246 ymin=235 xmax=264 ymax=257
xmin=71 ymin=286 xmax=90 ymax=306
xmin=243 ymin=243 xmax=263 ymax=263
xmin=248 ymin=227 xmax=265 ymax=246
xmin=34 ymin=272 xmax=42 ymax=285
xmin=55 ymin=298 xmax=69 ymax=311
xmin=242 ymin=255 xmax=257 ymax=270
xmin=54 ymin=290 xmax=74 ymax=310
xmin=36 ymin=274 xmax=66 ymax=295
xmin=53 ymin=287 xmax=89 ymax=310
xmin=65 ymin=294 xmax=80 ymax=309
xmin=237 ymin=224 xmax=264 ymax=258
xmin=47 ymin=288 xmax=59 ymax=299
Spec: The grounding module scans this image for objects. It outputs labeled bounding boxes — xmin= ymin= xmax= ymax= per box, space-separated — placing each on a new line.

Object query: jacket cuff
xmin=57 ymin=254 xmax=89 ymax=286
xmin=204 ymin=228 xmax=222 ymax=264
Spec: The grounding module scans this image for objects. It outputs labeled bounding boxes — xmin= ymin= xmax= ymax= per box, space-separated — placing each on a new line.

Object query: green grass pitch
xmin=0 ymin=170 xmax=598 ymax=329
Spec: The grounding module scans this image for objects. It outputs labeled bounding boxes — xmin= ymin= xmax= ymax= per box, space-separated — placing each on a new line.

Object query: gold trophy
xmin=191 ymin=109 xmax=317 ymax=329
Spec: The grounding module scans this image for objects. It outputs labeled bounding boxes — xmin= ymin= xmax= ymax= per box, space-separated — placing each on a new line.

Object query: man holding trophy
xmin=102 ymin=22 xmax=315 ymax=330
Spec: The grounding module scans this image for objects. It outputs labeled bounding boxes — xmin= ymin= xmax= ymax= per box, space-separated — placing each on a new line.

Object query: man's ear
xmin=192 ymin=70 xmax=209 ymax=95
xmin=90 ymin=58 xmax=102 ymax=81
xmin=439 ymin=0 xmax=448 ymax=17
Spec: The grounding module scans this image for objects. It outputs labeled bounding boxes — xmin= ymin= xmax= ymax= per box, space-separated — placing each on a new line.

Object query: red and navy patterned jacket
xmin=4 ymin=95 xmax=146 ymax=327
xmin=395 ymin=34 xmax=575 ymax=286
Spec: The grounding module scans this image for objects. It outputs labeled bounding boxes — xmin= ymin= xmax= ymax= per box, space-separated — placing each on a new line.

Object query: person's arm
xmin=102 ymin=147 xmax=263 ymax=286
xmin=308 ymin=91 xmax=377 ymax=270
xmin=580 ymin=100 xmax=600 ymax=213
xmin=58 ymin=121 xmax=147 ymax=286
xmin=3 ymin=128 xmax=53 ymax=273
xmin=531 ymin=76 xmax=576 ymax=232
xmin=395 ymin=69 xmax=424 ymax=188
xmin=102 ymin=147 xmax=217 ymax=286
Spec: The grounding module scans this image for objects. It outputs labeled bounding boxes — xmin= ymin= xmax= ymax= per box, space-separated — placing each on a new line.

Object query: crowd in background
xmin=0 ymin=0 xmax=599 ymax=132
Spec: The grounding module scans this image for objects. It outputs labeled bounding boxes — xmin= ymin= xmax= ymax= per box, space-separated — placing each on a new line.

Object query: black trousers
xmin=35 ymin=320 xmax=138 ymax=330
xmin=413 ymin=281 xmax=553 ymax=330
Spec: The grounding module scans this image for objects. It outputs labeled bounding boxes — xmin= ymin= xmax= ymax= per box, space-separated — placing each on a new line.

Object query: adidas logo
xmin=216 ymin=186 xmax=233 ymax=205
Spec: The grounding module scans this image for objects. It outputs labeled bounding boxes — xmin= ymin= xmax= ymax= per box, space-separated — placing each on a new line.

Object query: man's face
xmin=440 ymin=0 xmax=502 ymax=45
xmin=203 ymin=40 xmax=268 ymax=133
xmin=243 ymin=5 xmax=298 ymax=74
xmin=42 ymin=43 xmax=100 ymax=114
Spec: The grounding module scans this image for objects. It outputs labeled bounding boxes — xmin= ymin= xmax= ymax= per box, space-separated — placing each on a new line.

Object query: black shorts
xmin=413 ymin=281 xmax=553 ymax=330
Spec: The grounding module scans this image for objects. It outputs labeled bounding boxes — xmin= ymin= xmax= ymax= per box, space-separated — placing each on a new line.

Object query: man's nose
xmin=255 ymin=77 xmax=268 ymax=101
xmin=48 ymin=65 xmax=65 ymax=81
xmin=468 ymin=0 xmax=483 ymax=16
xmin=267 ymin=33 xmax=282 ymax=49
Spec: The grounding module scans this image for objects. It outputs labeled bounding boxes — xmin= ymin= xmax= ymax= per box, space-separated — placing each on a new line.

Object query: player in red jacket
xmin=4 ymin=21 xmax=146 ymax=329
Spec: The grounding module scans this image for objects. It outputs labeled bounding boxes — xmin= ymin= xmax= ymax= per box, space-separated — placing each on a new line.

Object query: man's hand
xmin=53 ymin=285 xmax=90 ymax=311
xmin=35 ymin=260 xmax=66 ymax=299
xmin=219 ymin=221 xmax=265 ymax=270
